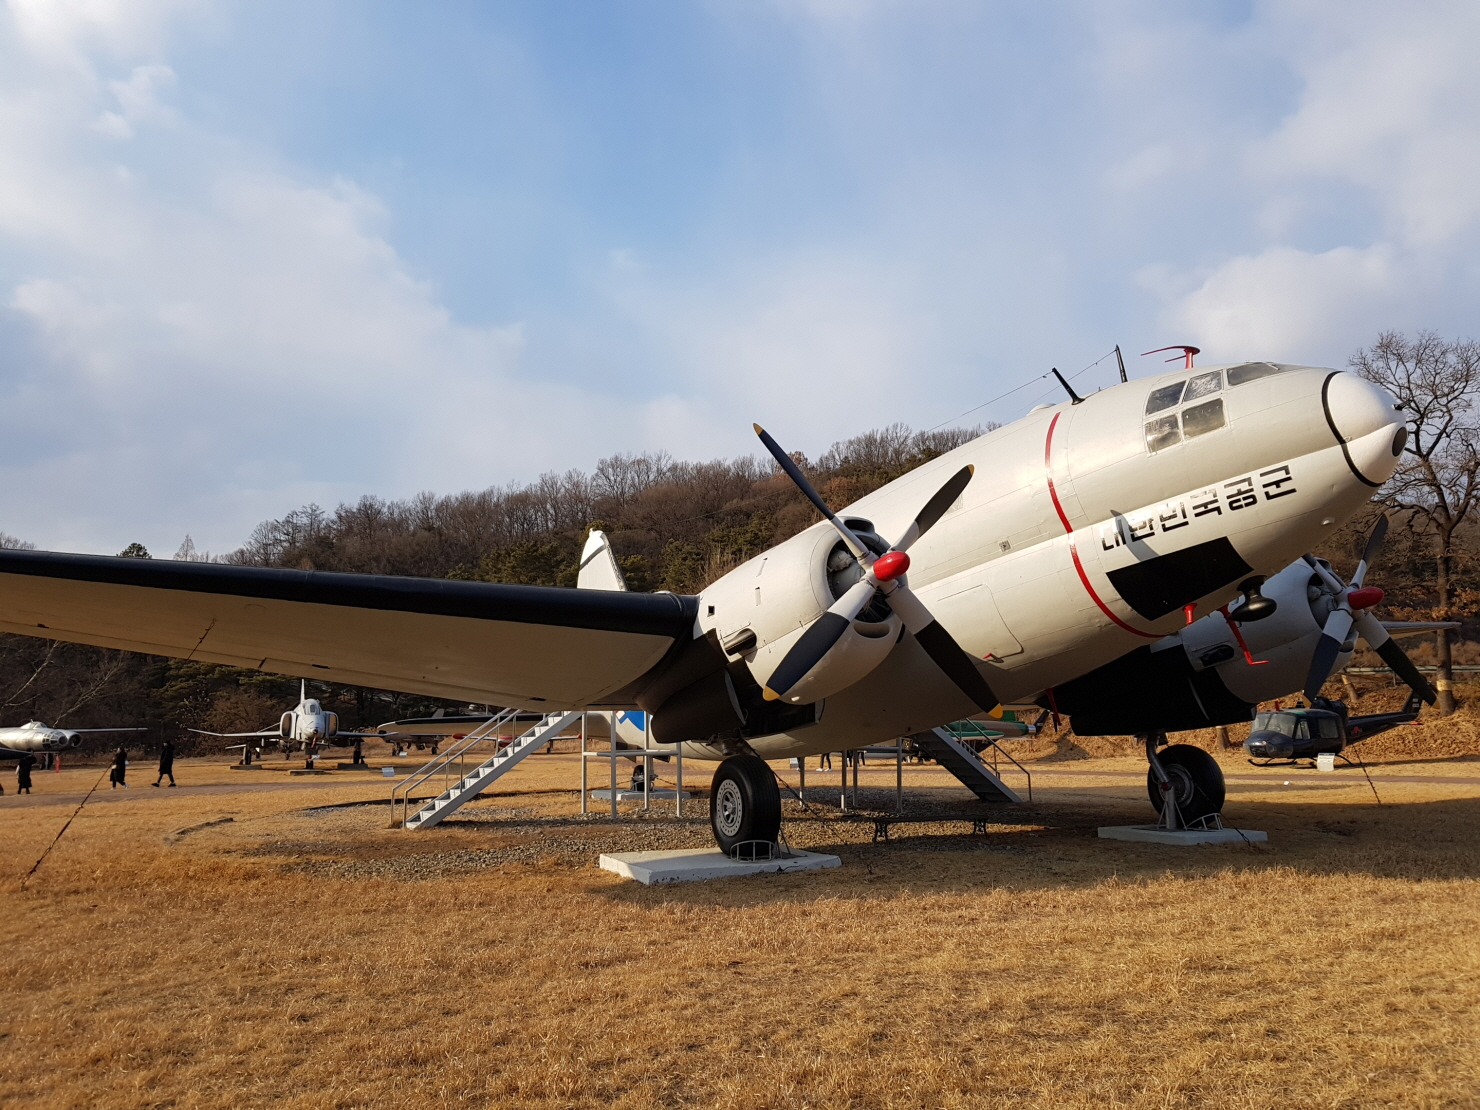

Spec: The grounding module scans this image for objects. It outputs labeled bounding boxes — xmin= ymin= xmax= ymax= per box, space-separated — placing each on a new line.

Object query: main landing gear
xmin=1142 ymin=733 xmax=1225 ymax=829
xmin=709 ymin=755 xmax=781 ymax=853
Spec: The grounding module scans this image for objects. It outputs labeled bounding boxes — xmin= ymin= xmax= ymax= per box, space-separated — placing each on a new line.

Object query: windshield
xmin=1227 ymin=362 xmax=1292 ymax=386
xmin=1252 ymin=711 xmax=1296 ymax=736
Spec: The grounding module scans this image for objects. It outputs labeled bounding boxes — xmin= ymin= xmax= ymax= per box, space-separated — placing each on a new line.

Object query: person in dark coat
xmin=153 ymin=739 xmax=176 ymax=787
xmin=110 ymin=746 xmax=129 ymax=789
xmin=16 ymin=753 xmax=36 ymax=794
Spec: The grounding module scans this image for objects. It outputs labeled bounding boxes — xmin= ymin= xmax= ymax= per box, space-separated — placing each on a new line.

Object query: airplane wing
xmin=66 ymin=727 xmax=149 ymax=733
xmin=1381 ymin=621 xmax=1463 ymax=638
xmin=0 ymin=551 xmax=697 ymax=709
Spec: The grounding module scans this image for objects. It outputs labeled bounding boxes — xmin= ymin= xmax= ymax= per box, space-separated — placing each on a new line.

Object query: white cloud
xmin=1151 ymin=0 xmax=1480 ymax=360
xmin=0 ymin=5 xmax=714 ymax=554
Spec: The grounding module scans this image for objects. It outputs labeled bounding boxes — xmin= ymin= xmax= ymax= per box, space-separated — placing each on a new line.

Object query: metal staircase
xmin=393 ymin=709 xmax=582 ymax=830
xmin=913 ymin=725 xmax=1029 ymax=803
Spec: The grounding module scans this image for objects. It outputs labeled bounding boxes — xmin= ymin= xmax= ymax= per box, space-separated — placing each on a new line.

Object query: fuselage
xmin=0 ymin=721 xmax=83 ymax=757
xmin=687 ymin=361 xmax=1403 ymax=758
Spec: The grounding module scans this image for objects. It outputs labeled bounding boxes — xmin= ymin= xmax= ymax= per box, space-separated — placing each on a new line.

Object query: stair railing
xmin=948 ymin=720 xmax=1033 ymax=801
xmin=391 ymin=708 xmax=524 ymax=828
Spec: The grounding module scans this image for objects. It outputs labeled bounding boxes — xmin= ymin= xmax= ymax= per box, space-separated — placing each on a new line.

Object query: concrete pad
xmin=589 ymin=788 xmax=691 ymax=802
xmin=1098 ymin=824 xmax=1268 ymax=846
xmin=600 ymin=847 xmax=841 ymax=885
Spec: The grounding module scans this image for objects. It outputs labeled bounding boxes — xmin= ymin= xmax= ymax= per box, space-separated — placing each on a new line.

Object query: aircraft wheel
xmin=1147 ymin=744 xmax=1225 ymax=823
xmin=709 ymin=755 xmax=781 ymax=853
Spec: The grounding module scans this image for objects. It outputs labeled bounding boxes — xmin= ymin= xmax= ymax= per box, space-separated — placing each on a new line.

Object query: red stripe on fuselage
xmin=1044 ymin=409 xmax=1159 ymax=640
xmin=1044 ymin=412 xmax=1074 ymax=533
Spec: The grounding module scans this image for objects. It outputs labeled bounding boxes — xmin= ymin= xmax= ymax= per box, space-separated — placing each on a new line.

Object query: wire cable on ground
xmin=20 ymin=765 xmax=111 ymax=889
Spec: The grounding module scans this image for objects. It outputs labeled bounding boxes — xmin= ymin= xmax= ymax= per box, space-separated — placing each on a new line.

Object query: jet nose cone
xmin=1325 ymin=372 xmax=1400 ymax=443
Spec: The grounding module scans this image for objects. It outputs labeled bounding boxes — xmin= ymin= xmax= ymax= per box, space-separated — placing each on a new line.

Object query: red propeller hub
xmin=872 ymin=551 xmax=910 ymax=582
xmin=1347 ymin=586 xmax=1384 ymax=610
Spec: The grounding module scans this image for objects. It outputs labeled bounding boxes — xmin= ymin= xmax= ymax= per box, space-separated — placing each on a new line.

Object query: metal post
xmin=675 ymin=745 xmax=683 ymax=817
xmin=643 ymin=754 xmax=652 ymax=810
xmin=840 ymin=753 xmax=847 ymax=810
xmin=896 ymin=736 xmax=904 ymax=814
xmin=580 ymin=713 xmax=587 ymax=815
xmin=610 ymin=712 xmax=618 ymax=819
xmin=852 ymin=750 xmax=859 ymax=808
xmin=799 ymin=757 xmax=806 ymax=801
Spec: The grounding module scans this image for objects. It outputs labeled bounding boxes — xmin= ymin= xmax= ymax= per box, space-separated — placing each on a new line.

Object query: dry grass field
xmin=2 ymin=733 xmax=1478 ymax=1108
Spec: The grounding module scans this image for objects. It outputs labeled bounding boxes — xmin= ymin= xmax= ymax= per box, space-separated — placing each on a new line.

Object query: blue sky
xmin=1 ymin=0 xmax=1477 ymax=555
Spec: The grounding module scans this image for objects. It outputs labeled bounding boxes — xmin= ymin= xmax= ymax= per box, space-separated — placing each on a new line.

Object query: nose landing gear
xmin=1142 ymin=733 xmax=1226 ymax=829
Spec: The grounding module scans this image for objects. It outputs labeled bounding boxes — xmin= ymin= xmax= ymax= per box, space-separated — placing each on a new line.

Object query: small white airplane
xmin=0 ymin=356 xmax=1432 ymax=849
xmin=192 ymin=681 xmax=389 ymax=765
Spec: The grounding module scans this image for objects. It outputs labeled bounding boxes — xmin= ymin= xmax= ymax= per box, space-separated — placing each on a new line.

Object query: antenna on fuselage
xmin=1049 ymin=368 xmax=1084 ymax=405
xmin=1115 ymin=345 xmax=1128 ymax=383
xmin=1142 ymin=345 xmax=1201 ymax=370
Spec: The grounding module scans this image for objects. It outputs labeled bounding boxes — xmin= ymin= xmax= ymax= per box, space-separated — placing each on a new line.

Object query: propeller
xmin=753 ymin=425 xmax=998 ymax=713
xmin=1300 ymin=515 xmax=1436 ymax=704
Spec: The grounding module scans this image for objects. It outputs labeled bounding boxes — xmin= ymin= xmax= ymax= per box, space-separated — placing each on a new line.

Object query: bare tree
xmin=1351 ymin=330 xmax=1480 ymax=714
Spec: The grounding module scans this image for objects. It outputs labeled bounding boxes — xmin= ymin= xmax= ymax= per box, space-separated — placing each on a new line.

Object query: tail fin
xmin=577 ymin=529 xmax=628 ymax=591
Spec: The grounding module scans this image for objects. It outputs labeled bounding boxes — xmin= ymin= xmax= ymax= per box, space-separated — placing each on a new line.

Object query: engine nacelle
xmin=280 ymin=713 xmax=293 ymax=739
xmin=1046 ymin=557 xmax=1357 ymax=735
xmin=1173 ymin=559 xmax=1352 ymax=705
xmin=696 ymin=517 xmax=902 ymax=706
xmin=324 ymin=712 xmax=339 ymax=737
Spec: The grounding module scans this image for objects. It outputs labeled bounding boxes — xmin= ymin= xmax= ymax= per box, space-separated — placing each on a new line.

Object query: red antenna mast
xmin=1142 ymin=345 xmax=1200 ymax=370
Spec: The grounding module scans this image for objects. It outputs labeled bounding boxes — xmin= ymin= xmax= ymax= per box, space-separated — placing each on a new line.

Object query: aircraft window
xmin=1182 ymin=398 xmax=1226 ymax=438
xmin=1145 ymin=381 xmax=1186 ymax=415
xmin=1226 ymin=362 xmax=1291 ymax=386
xmin=1183 ymin=371 xmax=1223 ymax=401
xmin=1144 ymin=414 xmax=1181 ymax=453
xmin=1318 ymin=717 xmax=1342 ymax=739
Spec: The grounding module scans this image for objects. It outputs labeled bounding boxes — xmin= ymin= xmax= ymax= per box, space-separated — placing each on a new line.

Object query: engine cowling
xmin=696 ymin=517 xmax=902 ymax=706
xmin=1045 ymin=557 xmax=1359 ymax=734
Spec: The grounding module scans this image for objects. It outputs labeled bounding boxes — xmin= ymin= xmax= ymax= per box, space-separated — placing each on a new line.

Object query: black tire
xmin=1146 ymin=744 xmax=1225 ymax=823
xmin=709 ymin=755 xmax=782 ymax=852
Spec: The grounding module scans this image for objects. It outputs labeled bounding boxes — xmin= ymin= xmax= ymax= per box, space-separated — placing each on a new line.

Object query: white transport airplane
xmin=0 ymin=359 xmax=1431 ymax=849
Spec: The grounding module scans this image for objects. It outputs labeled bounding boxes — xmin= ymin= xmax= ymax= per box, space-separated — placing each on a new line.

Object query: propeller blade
xmin=913 ymin=619 xmax=1002 ymax=716
xmin=1302 ymin=553 xmax=1348 ymax=594
xmin=1353 ymin=610 xmax=1391 ymax=651
xmin=1351 ymin=514 xmax=1389 ymax=589
xmin=883 ymin=580 xmax=1000 ymax=714
xmin=890 ymin=466 xmax=975 ymax=552
xmin=1357 ymin=613 xmax=1438 ymax=704
xmin=1303 ymin=609 xmax=1354 ymax=701
xmin=762 ymin=578 xmax=877 ymax=701
xmin=754 ymin=424 xmax=869 ymax=560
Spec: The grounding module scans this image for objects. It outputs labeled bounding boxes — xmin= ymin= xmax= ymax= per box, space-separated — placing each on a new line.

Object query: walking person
xmin=110 ymin=746 xmax=129 ymax=789
xmin=153 ymin=739 xmax=176 ymax=787
xmin=16 ymin=753 xmax=36 ymax=794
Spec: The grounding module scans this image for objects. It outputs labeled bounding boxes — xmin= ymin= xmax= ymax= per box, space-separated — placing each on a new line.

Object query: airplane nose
xmin=1324 ymin=372 xmax=1400 ymax=444
xmin=1324 ymin=372 xmax=1406 ymax=487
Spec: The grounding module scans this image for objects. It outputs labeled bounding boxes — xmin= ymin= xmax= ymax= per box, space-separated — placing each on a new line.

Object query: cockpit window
xmin=1252 ymin=711 xmax=1296 ymax=736
xmin=1183 ymin=370 xmax=1223 ymax=401
xmin=1182 ymin=398 xmax=1226 ymax=438
xmin=1145 ymin=381 xmax=1185 ymax=415
xmin=1227 ymin=362 xmax=1291 ymax=386
xmin=1144 ymin=414 xmax=1181 ymax=453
